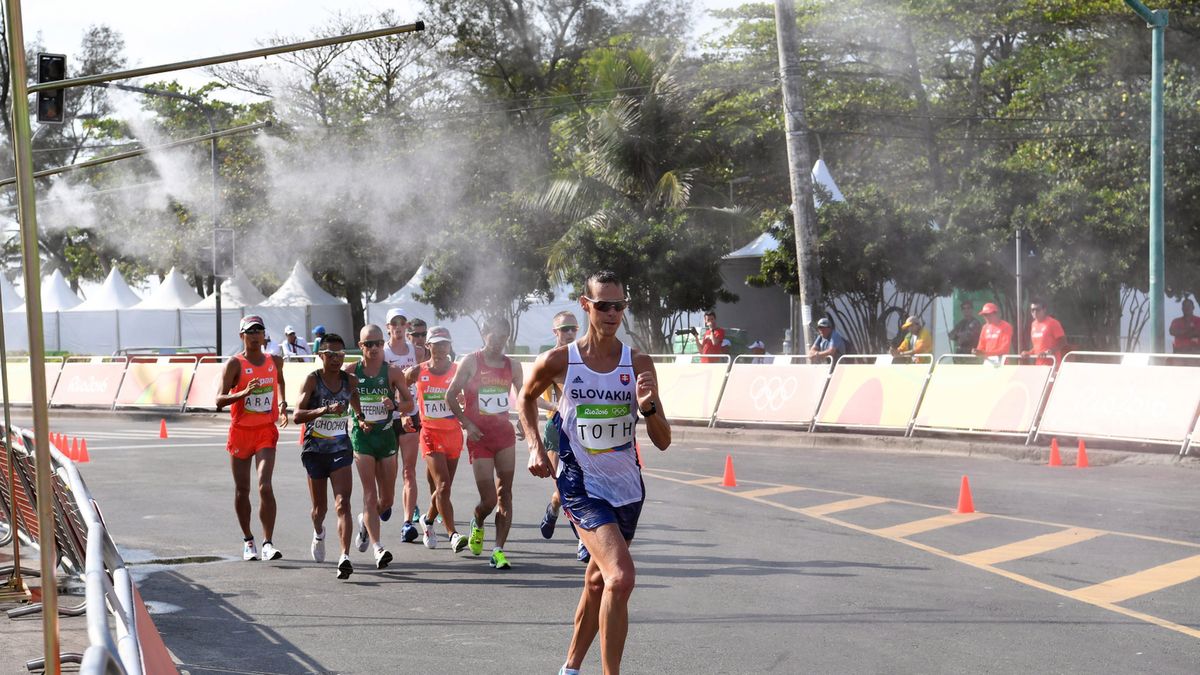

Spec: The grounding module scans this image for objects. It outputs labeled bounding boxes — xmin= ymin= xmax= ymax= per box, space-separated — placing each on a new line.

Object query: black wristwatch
xmin=640 ymin=401 xmax=658 ymax=417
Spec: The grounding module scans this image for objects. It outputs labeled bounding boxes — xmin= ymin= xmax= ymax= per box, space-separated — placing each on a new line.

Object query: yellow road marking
xmin=736 ymin=486 xmax=806 ymax=499
xmin=960 ymin=528 xmax=1104 ymax=566
xmin=1072 ymin=554 xmax=1200 ymax=605
xmin=801 ymin=496 xmax=887 ymax=516
xmin=686 ymin=476 xmax=724 ymax=485
xmin=874 ymin=512 xmax=987 ymax=538
xmin=643 ymin=468 xmax=1200 ymax=642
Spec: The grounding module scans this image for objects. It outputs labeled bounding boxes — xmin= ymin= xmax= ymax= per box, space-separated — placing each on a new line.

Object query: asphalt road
xmin=31 ymin=414 xmax=1200 ymax=674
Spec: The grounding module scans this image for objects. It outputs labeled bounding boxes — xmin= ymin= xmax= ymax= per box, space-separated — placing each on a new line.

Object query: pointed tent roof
xmin=16 ymin=269 xmax=82 ymax=311
xmin=381 ymin=265 xmax=430 ymax=305
xmin=195 ymin=267 xmax=267 ymax=308
xmin=812 ymin=158 xmax=845 ymax=206
xmin=725 ymin=232 xmax=783 ymax=260
xmin=0 ymin=274 xmax=22 ymax=310
xmin=261 ymin=261 xmax=345 ymax=307
xmin=135 ymin=267 xmax=202 ymax=309
xmin=73 ymin=267 xmax=142 ymax=310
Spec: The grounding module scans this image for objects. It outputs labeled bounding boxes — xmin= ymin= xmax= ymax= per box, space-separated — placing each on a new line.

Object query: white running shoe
xmin=355 ymin=513 xmax=369 ymax=553
xmin=374 ymin=546 xmax=393 ymax=569
xmin=336 ymin=554 xmax=354 ymax=580
xmin=450 ymin=532 xmax=468 ymax=553
xmin=421 ymin=514 xmax=438 ymax=549
xmin=311 ymin=530 xmax=326 ymax=563
xmin=242 ymin=539 xmax=258 ymax=561
xmin=261 ymin=541 xmax=282 ymax=561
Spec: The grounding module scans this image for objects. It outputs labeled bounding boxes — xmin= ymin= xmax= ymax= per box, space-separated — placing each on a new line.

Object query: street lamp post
xmin=1123 ymin=0 xmax=1168 ymax=352
xmin=93 ymin=83 xmax=225 ymax=353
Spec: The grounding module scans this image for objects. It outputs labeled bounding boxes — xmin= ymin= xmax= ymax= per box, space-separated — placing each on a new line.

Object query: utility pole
xmin=1123 ymin=0 xmax=1167 ymax=352
xmin=774 ymin=0 xmax=822 ymax=353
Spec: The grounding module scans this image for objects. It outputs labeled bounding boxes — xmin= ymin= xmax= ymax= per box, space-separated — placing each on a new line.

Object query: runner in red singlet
xmin=217 ymin=315 xmax=289 ymax=562
xmin=447 ymin=315 xmax=525 ymax=569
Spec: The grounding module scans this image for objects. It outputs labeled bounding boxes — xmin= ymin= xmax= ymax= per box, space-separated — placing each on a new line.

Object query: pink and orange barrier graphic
xmin=815 ymin=358 xmax=932 ymax=431
xmin=715 ymin=359 xmax=830 ymax=426
xmin=185 ymin=358 xmax=230 ymax=410
xmin=50 ymin=358 xmax=129 ymax=408
xmin=114 ymin=358 xmax=198 ymax=408
xmin=1037 ymin=355 xmax=1200 ymax=445
xmin=913 ymin=361 xmax=1053 ymax=436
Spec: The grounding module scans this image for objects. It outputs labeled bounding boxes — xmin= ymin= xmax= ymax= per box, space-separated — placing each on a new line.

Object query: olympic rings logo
xmin=748 ymin=375 xmax=798 ymax=412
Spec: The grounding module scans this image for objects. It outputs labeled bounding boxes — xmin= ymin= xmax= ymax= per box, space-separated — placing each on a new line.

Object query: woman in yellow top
xmin=892 ymin=315 xmax=932 ymax=358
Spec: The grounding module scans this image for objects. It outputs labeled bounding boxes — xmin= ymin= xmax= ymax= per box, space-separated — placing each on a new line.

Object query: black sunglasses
xmin=361 ymin=339 xmax=385 ymax=348
xmin=555 ymin=326 xmax=578 ymax=332
xmin=585 ymin=297 xmax=629 ymax=313
xmin=408 ymin=331 xmax=427 ymax=338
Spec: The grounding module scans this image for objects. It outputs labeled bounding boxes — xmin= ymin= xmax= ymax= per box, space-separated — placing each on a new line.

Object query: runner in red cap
xmin=217 ymin=315 xmax=289 ymax=562
xmin=973 ymin=303 xmax=1013 ymax=359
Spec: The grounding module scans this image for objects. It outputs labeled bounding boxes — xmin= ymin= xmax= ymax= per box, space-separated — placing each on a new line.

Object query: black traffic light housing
xmin=36 ymin=53 xmax=67 ymax=124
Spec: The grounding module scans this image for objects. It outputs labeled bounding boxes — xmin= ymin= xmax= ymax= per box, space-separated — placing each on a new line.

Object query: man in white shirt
xmin=281 ymin=325 xmax=311 ymax=360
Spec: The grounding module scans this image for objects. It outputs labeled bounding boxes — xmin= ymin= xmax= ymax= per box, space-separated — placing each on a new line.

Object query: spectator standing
xmin=312 ymin=325 xmax=327 ymax=355
xmin=1169 ymin=299 xmax=1200 ymax=354
xmin=748 ymin=340 xmax=771 ymax=364
xmin=281 ymin=325 xmax=310 ymax=360
xmin=1023 ymin=300 xmax=1067 ymax=365
xmin=948 ymin=300 xmax=982 ymax=355
xmin=972 ymin=303 xmax=1012 ymax=359
xmin=891 ymin=315 xmax=932 ymax=359
xmin=694 ymin=310 xmax=730 ymax=363
xmin=808 ymin=317 xmax=848 ymax=364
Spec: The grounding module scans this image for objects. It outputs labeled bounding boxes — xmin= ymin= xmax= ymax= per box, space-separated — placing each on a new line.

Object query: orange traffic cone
xmin=299 ymin=423 xmax=305 ymax=447
xmin=635 ymin=441 xmax=644 ymax=468
xmin=721 ymin=454 xmax=737 ymax=487
xmin=159 ymin=419 xmax=169 ymax=439
xmin=51 ymin=432 xmax=61 ymax=450
xmin=77 ymin=438 xmax=90 ymax=463
xmin=1048 ymin=438 xmax=1062 ymax=467
xmin=70 ymin=437 xmax=80 ymax=461
xmin=1076 ymin=439 xmax=1089 ymax=468
xmin=956 ymin=475 xmax=975 ymax=514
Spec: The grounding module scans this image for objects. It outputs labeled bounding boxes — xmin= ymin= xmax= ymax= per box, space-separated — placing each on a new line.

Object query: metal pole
xmin=3 ymin=1 xmax=61 ymax=671
xmin=774 ymin=0 xmax=822 ymax=353
xmin=1124 ymin=1 xmax=1168 ymax=352
xmin=0 ymin=121 xmax=270 ymax=187
xmin=28 ymin=22 xmax=425 ymax=93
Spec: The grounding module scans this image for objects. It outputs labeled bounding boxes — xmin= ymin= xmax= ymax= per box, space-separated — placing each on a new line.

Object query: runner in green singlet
xmin=348 ymin=324 xmax=413 ymax=569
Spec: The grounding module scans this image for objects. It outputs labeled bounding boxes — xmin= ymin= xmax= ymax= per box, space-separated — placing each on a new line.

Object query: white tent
xmin=60 ymin=268 xmax=143 ymax=355
xmin=115 ymin=268 xmax=202 ymax=350
xmin=366 ymin=265 xmax=486 ymax=352
xmin=185 ymin=268 xmax=265 ymax=353
xmin=253 ymin=261 xmax=351 ymax=345
xmin=12 ymin=270 xmax=81 ymax=351
xmin=812 ymin=158 xmax=846 ymax=207
xmin=1 ymin=275 xmax=26 ymax=352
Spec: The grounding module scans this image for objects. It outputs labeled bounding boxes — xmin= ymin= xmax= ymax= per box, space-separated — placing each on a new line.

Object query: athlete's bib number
xmin=574 ymin=404 xmax=634 ymax=454
xmin=422 ymin=391 xmax=455 ymax=419
xmin=312 ymin=413 xmax=349 ymax=438
xmin=245 ymin=385 xmax=274 ymax=414
xmin=359 ymin=394 xmax=390 ymax=423
xmin=478 ymin=385 xmax=509 ymax=415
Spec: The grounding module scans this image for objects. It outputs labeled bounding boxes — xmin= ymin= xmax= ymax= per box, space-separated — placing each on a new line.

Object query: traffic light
xmin=36 ymin=53 xmax=67 ymax=124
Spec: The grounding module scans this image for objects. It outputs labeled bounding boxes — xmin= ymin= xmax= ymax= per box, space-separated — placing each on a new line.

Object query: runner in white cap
xmin=216 ymin=315 xmax=289 ymax=562
xmin=383 ymin=308 xmax=422 ymax=543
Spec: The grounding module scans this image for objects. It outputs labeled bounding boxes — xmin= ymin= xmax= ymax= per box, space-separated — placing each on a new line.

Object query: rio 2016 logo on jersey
xmin=620 ymin=373 xmax=630 ymax=385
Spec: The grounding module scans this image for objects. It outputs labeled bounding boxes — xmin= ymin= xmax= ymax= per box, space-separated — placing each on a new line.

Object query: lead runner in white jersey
xmin=519 ymin=270 xmax=671 ymax=675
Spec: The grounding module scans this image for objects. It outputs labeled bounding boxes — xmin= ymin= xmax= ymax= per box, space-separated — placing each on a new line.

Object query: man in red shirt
xmin=1169 ymin=299 xmax=1200 ymax=354
xmin=1023 ymin=299 xmax=1067 ymax=365
xmin=972 ymin=302 xmax=1012 ymax=359
xmin=693 ymin=310 xmax=729 ymax=364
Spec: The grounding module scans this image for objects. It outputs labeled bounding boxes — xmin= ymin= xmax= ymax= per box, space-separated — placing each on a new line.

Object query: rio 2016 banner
xmin=914 ymin=363 xmax=1053 ymax=435
xmin=815 ymin=363 xmax=931 ymax=430
xmin=51 ymin=359 xmax=128 ymax=407
xmin=715 ymin=363 xmax=830 ymax=425
xmin=185 ymin=359 xmax=229 ymax=410
xmin=0 ymin=358 xmax=63 ymax=405
xmin=1038 ymin=362 xmax=1200 ymax=444
xmin=655 ymin=362 xmax=729 ymax=421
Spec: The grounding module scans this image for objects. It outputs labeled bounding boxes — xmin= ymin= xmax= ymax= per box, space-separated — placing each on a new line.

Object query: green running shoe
xmin=468 ymin=519 xmax=484 ymax=556
xmin=489 ymin=549 xmax=510 ymax=569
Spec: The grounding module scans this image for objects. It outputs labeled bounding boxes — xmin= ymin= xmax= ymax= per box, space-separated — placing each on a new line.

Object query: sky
xmin=22 ymin=0 xmax=746 ymax=98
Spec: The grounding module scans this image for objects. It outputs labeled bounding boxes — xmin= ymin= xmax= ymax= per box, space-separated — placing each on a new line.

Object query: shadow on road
xmin=140 ymin=569 xmax=334 ymax=675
